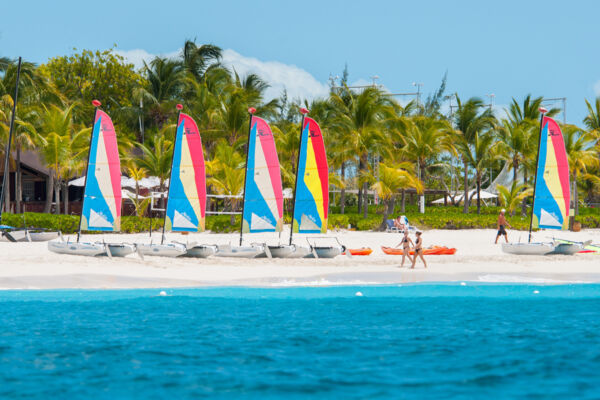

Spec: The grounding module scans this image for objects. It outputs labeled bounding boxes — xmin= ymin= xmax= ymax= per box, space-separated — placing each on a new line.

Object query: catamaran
xmin=136 ymin=105 xmax=208 ymax=257
xmin=48 ymin=100 xmax=134 ymax=257
xmin=269 ymin=108 xmax=345 ymax=258
xmin=215 ymin=108 xmax=283 ymax=258
xmin=502 ymin=108 xmax=580 ymax=255
xmin=0 ymin=57 xmax=59 ymax=243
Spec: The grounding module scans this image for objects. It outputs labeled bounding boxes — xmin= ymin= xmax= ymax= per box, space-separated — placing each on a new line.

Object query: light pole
xmin=412 ymin=82 xmax=424 ymax=109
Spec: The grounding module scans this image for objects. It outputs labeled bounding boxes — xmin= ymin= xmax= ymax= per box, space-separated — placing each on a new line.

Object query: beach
xmin=1 ymin=228 xmax=599 ymax=289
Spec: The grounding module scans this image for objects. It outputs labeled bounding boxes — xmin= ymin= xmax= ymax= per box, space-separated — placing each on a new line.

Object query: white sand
xmin=1 ymin=228 xmax=600 ymax=289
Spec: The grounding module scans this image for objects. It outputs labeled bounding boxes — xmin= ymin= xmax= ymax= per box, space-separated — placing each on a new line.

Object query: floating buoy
xmin=159 ymin=291 xmax=167 ymax=296
xmin=533 ymin=290 xmax=540 ymax=294
xmin=355 ymin=291 xmax=363 ymax=297
xmin=460 ymin=282 xmax=467 ymax=286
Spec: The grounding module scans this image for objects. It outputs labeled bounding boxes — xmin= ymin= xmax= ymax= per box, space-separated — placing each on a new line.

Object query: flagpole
xmin=0 ymin=57 xmax=22 ymax=222
xmin=239 ymin=107 xmax=255 ymax=246
xmin=528 ymin=107 xmax=547 ymax=243
xmin=161 ymin=104 xmax=183 ymax=245
xmin=289 ymin=107 xmax=309 ymax=245
xmin=77 ymin=100 xmax=101 ymax=242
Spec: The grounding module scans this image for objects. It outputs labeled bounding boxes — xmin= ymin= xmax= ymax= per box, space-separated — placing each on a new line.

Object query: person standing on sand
xmin=411 ymin=231 xmax=427 ymax=269
xmin=395 ymin=230 xmax=414 ymax=267
xmin=495 ymin=209 xmax=511 ymax=244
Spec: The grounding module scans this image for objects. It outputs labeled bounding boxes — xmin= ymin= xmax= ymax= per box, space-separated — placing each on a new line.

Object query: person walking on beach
xmin=395 ymin=230 xmax=414 ymax=267
xmin=411 ymin=231 xmax=427 ymax=269
xmin=495 ymin=209 xmax=511 ymax=244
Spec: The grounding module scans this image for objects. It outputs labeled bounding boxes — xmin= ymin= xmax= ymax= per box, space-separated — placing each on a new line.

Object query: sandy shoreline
xmin=1 ymin=228 xmax=599 ymax=289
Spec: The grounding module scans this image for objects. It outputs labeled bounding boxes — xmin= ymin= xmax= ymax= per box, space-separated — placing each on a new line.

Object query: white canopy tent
xmin=69 ymin=176 xmax=167 ymax=189
xmin=432 ymin=189 xmax=498 ymax=205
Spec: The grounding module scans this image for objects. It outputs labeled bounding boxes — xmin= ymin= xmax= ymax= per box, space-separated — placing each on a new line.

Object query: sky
xmin=1 ymin=0 xmax=598 ymax=124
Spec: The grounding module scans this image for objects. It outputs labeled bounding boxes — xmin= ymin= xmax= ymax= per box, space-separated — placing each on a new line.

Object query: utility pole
xmin=542 ymin=97 xmax=567 ymax=124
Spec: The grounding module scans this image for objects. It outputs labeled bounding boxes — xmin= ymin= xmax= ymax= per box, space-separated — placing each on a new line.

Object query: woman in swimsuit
xmin=411 ymin=231 xmax=427 ymax=269
xmin=395 ymin=230 xmax=414 ymax=267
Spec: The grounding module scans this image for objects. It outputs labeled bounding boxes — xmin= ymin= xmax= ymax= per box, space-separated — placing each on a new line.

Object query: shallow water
xmin=1 ymin=284 xmax=600 ymax=399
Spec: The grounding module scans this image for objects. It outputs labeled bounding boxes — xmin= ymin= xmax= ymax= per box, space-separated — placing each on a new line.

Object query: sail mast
xmin=0 ymin=57 xmax=22 ymax=222
xmin=289 ymin=107 xmax=309 ymax=245
xmin=77 ymin=100 xmax=101 ymax=242
xmin=161 ymin=103 xmax=183 ymax=245
xmin=239 ymin=107 xmax=255 ymax=246
xmin=528 ymin=107 xmax=547 ymax=243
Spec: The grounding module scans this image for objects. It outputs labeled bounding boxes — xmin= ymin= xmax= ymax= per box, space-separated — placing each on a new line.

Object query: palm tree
xmin=205 ymin=140 xmax=245 ymax=224
xmin=330 ymin=86 xmax=395 ymax=218
xmin=455 ymin=130 xmax=496 ymax=214
xmin=562 ymin=124 xmax=598 ymax=215
xmin=132 ymin=128 xmax=174 ymax=208
xmin=496 ymin=119 xmax=532 ymax=183
xmin=181 ymin=40 xmax=222 ymax=82
xmin=370 ymin=162 xmax=422 ymax=230
xmin=142 ymin=57 xmax=188 ymax=129
xmin=35 ymin=104 xmax=89 ymax=214
xmin=452 ymin=96 xmax=495 ymax=213
xmin=496 ymin=182 xmax=533 ymax=216
xmin=402 ymin=116 xmax=452 ymax=184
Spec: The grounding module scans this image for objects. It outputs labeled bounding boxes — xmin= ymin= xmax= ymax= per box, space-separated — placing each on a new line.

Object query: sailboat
xmin=48 ymin=100 xmax=134 ymax=257
xmin=269 ymin=108 xmax=344 ymax=258
xmin=136 ymin=104 xmax=199 ymax=258
xmin=0 ymin=57 xmax=59 ymax=243
xmin=502 ymin=108 xmax=580 ymax=255
xmin=215 ymin=108 xmax=283 ymax=258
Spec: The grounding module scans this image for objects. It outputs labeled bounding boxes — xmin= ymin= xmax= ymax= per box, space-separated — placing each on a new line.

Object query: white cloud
xmin=593 ymin=80 xmax=600 ymax=96
xmin=221 ymin=49 xmax=329 ymax=101
xmin=114 ymin=47 xmax=329 ymax=102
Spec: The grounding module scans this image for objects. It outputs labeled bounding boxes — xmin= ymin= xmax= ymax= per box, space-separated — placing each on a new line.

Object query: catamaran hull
xmin=501 ymin=242 xmax=554 ymax=255
xmin=267 ymin=245 xmax=312 ymax=258
xmin=47 ymin=241 xmax=107 ymax=256
xmin=137 ymin=243 xmax=187 ymax=257
xmin=104 ymin=243 xmax=136 ymax=257
xmin=548 ymin=243 xmax=580 ymax=255
xmin=28 ymin=231 xmax=60 ymax=242
xmin=0 ymin=230 xmax=28 ymax=242
xmin=304 ymin=246 xmax=345 ymax=259
xmin=184 ymin=245 xmax=217 ymax=258
xmin=215 ymin=244 xmax=265 ymax=258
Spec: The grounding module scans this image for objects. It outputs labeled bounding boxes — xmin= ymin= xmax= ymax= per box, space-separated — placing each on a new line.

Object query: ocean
xmin=1 ymin=283 xmax=599 ymax=399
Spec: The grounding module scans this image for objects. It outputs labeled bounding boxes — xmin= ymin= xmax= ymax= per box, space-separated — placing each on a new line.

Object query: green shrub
xmin=3 ymin=208 xmax=599 ymax=233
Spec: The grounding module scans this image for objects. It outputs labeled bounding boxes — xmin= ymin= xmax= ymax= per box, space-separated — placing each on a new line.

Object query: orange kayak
xmin=343 ymin=247 xmax=373 ymax=256
xmin=381 ymin=246 xmax=456 ymax=255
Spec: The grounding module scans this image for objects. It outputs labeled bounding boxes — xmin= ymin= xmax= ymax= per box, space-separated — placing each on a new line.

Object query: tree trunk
xmin=2 ymin=179 xmax=8 ymax=214
xmin=476 ymin=173 xmax=481 ymax=215
xmin=521 ymin=170 xmax=528 ymax=216
xmin=54 ymin=179 xmax=61 ymax=215
xmin=340 ymin=163 xmax=346 ymax=214
xmin=16 ymin=145 xmax=21 ymax=214
xmin=362 ymin=181 xmax=368 ymax=219
xmin=462 ymin=158 xmax=469 ymax=214
xmin=401 ymin=189 xmax=406 ymax=213
xmin=63 ymin=180 xmax=69 ymax=214
xmin=44 ymin=172 xmax=54 ymax=213
xmin=379 ymin=196 xmax=396 ymax=231
xmin=357 ymin=158 xmax=365 ymax=214
xmin=573 ymin=174 xmax=579 ymax=216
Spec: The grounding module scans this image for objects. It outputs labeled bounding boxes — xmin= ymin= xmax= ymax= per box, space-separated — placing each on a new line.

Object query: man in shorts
xmin=495 ymin=209 xmax=511 ymax=244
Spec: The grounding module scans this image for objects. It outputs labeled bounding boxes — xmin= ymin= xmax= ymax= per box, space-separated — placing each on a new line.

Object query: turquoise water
xmin=1 ymin=284 xmax=600 ymax=399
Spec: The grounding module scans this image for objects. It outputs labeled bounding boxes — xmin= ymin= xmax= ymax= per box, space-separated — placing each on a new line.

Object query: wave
xmin=477 ymin=274 xmax=589 ymax=284
xmin=268 ymin=278 xmax=381 ymax=287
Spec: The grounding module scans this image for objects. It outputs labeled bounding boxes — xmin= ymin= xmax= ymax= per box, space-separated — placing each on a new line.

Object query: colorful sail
xmin=532 ymin=116 xmax=570 ymax=230
xmin=81 ymin=110 xmax=121 ymax=231
xmin=165 ymin=113 xmax=206 ymax=232
xmin=292 ymin=117 xmax=329 ymax=233
xmin=242 ymin=116 xmax=284 ymax=233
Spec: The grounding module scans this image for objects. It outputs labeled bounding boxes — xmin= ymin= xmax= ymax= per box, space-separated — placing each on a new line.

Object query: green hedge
xmin=2 ymin=208 xmax=599 ymax=233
